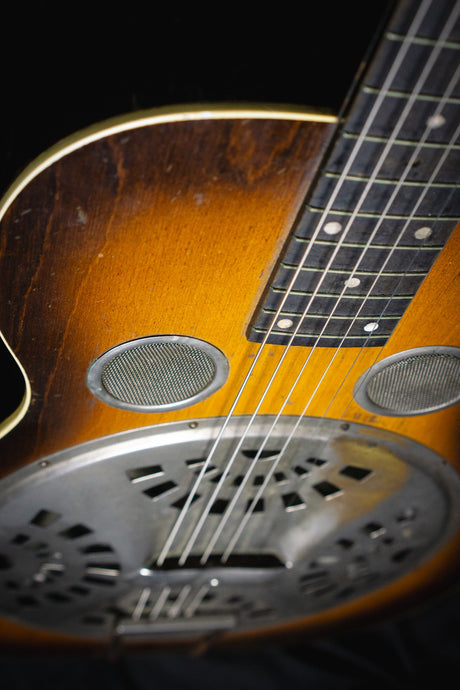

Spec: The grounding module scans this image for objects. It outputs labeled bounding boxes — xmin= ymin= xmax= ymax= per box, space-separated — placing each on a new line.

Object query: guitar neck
xmin=249 ymin=0 xmax=460 ymax=347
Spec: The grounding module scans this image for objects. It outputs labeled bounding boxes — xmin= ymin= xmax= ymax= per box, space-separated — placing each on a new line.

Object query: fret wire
xmin=260 ymin=305 xmax=412 ymax=320
xmin=271 ymin=289 xmax=412 ymax=300
xmin=252 ymin=329 xmax=389 ymax=341
xmin=341 ymin=131 xmax=460 ymax=148
xmin=387 ymin=32 xmax=460 ymax=48
xmin=324 ymin=172 xmax=457 ymax=188
xmin=291 ymin=237 xmax=445 ymax=249
xmin=254 ymin=334 xmax=394 ymax=345
xmin=281 ymin=264 xmax=428 ymax=276
xmin=253 ymin=327 xmax=389 ymax=337
xmin=262 ymin=310 xmax=397 ymax=321
xmin=362 ymin=86 xmax=460 ymax=103
xmin=306 ymin=205 xmax=460 ymax=220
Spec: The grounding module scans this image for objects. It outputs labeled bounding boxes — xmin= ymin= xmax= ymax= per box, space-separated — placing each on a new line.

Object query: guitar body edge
xmin=0 ymin=105 xmax=459 ymax=648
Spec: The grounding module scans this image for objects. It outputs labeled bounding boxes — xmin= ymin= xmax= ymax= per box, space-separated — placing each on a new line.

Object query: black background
xmin=1 ymin=3 xmax=392 ymax=190
xmin=1 ymin=588 xmax=460 ymax=689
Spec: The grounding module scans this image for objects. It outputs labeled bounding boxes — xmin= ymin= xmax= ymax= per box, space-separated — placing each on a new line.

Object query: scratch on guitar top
xmin=76 ymin=207 xmax=88 ymax=225
xmin=14 ymin=209 xmax=32 ymax=221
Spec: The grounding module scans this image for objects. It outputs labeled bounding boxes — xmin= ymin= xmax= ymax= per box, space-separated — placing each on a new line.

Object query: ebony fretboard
xmin=248 ymin=0 xmax=460 ymax=348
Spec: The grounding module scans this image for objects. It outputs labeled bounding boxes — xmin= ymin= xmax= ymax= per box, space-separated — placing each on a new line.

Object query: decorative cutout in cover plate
xmin=0 ymin=416 xmax=458 ymax=640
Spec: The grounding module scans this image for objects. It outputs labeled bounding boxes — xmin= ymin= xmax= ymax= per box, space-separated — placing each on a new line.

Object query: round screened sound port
xmin=87 ymin=336 xmax=229 ymax=411
xmin=354 ymin=346 xmax=460 ymax=416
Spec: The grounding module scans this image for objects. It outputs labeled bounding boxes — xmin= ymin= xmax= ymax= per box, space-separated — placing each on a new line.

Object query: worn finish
xmin=0 ymin=108 xmax=459 ymax=648
xmin=0 ymin=113 xmax=333 ymax=471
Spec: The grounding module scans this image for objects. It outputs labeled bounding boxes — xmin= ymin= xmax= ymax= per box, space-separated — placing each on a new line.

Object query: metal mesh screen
xmin=366 ymin=352 xmax=460 ymax=414
xmin=101 ymin=342 xmax=217 ymax=406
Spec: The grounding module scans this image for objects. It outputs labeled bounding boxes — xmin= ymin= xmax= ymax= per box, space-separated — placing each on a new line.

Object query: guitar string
xmin=219 ymin=116 xmax=460 ymax=564
xmin=154 ymin=0 xmax=436 ymax=568
xmin=179 ymin=0 xmax=458 ymax=566
xmin=204 ymin=45 xmax=460 ymax=562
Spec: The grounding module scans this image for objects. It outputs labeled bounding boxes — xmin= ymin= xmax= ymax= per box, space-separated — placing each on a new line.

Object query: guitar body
xmin=0 ymin=110 xmax=334 ymax=466
xmin=0 ymin=1 xmax=459 ymax=650
xmin=1 ymin=108 xmax=460 ymax=472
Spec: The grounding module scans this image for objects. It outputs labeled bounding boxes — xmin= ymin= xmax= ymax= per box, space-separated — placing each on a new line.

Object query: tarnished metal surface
xmin=0 ymin=416 xmax=458 ymax=639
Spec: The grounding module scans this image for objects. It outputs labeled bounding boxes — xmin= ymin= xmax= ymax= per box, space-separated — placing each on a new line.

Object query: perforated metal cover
xmin=87 ymin=336 xmax=229 ymax=411
xmin=354 ymin=347 xmax=460 ymax=416
xmin=0 ymin=416 xmax=458 ymax=641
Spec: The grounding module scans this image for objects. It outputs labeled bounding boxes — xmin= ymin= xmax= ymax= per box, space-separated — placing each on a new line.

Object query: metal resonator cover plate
xmin=0 ymin=416 xmax=458 ymax=640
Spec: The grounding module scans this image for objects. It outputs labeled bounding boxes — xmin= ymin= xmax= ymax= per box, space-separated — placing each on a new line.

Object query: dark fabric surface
xmin=1 ymin=588 xmax=459 ymax=689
